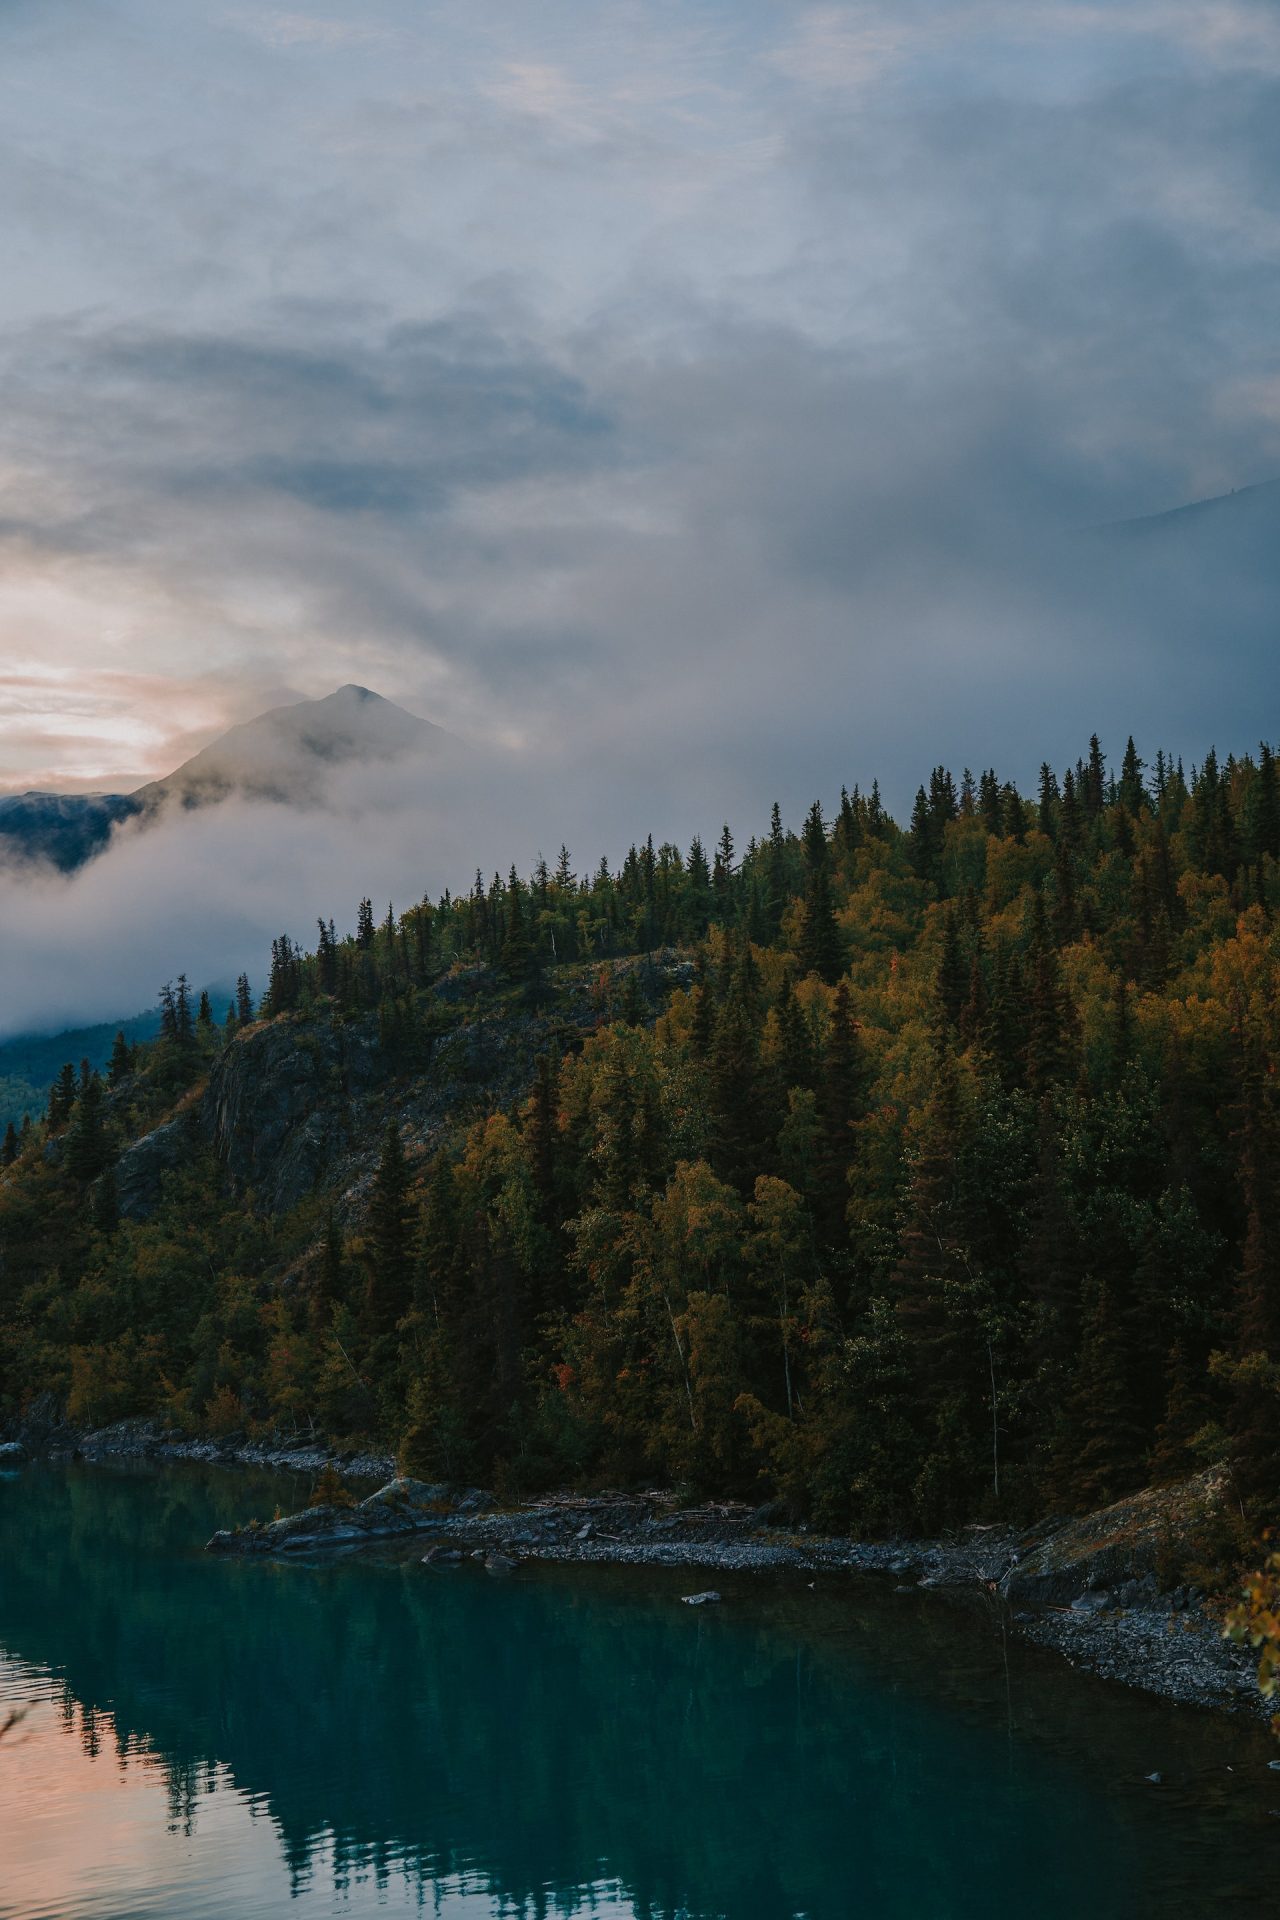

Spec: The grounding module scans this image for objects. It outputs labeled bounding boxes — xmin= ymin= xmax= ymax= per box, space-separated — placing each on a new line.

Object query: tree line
xmin=2 ymin=732 xmax=1278 ymax=1537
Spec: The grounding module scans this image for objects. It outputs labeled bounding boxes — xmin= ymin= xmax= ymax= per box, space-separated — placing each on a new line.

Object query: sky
xmin=1 ymin=0 xmax=1279 ymax=1028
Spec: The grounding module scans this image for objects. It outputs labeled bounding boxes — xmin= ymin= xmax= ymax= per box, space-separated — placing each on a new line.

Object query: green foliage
xmin=4 ymin=733 xmax=1280 ymax=1537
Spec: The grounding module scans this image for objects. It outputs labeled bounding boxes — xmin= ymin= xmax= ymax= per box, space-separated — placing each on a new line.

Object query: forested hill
xmin=2 ymin=732 xmax=1278 ymax=1538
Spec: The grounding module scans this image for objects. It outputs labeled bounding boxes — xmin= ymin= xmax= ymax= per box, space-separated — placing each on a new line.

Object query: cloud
xmin=222 ymin=9 xmax=390 ymax=50
xmin=0 ymin=0 xmax=1276 ymax=922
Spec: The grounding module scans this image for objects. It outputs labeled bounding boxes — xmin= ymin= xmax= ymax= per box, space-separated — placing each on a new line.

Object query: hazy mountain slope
xmin=132 ymin=684 xmax=446 ymax=810
xmin=1104 ymin=475 xmax=1280 ymax=543
xmin=0 ymin=1009 xmax=162 ymax=1133
xmin=0 ymin=685 xmax=446 ymax=876
xmin=0 ymin=792 xmax=141 ymax=873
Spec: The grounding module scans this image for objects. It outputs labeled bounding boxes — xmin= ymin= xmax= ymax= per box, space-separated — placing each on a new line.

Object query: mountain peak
xmin=132 ymin=686 xmax=448 ymax=810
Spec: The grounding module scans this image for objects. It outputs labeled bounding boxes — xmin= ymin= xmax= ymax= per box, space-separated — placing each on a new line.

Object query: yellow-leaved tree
xmin=1226 ymin=1544 xmax=1280 ymax=1734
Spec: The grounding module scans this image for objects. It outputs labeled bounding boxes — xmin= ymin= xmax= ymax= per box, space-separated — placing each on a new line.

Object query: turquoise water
xmin=0 ymin=1463 xmax=1276 ymax=1918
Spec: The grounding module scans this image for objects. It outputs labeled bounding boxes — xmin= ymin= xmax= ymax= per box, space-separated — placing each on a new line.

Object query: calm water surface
xmin=1 ymin=1461 xmax=1277 ymax=1919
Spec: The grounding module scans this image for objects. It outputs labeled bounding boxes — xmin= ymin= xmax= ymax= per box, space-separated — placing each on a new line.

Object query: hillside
xmin=1 ymin=730 xmax=1278 ymax=1547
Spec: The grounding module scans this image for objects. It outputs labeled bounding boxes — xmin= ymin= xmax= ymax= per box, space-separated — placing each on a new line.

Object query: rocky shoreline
xmin=3 ymin=1412 xmax=1268 ymax=1725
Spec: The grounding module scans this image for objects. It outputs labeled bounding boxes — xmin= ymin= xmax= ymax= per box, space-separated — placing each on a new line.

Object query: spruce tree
xmin=364 ymin=1122 xmax=417 ymax=1339
xmin=107 ymin=1030 xmax=133 ymax=1087
xmin=65 ymin=1073 xmax=108 ymax=1183
xmin=1255 ymin=741 xmax=1279 ymax=862
xmin=814 ymin=981 xmax=862 ymax=1244
xmin=48 ymin=1062 xmax=77 ymax=1131
xmin=934 ymin=907 xmax=966 ymax=1033
xmin=796 ymin=802 xmax=842 ymax=984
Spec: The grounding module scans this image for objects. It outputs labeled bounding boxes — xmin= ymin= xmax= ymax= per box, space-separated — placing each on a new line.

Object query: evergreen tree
xmin=65 ymin=1073 xmax=109 ymax=1183
xmin=48 ymin=1062 xmax=77 ymax=1131
xmin=364 ymin=1123 xmax=417 ymax=1340
xmin=1254 ymin=741 xmax=1279 ymax=862
xmin=107 ymin=1031 xmax=134 ymax=1087
xmin=499 ymin=868 xmax=536 ymax=987
xmin=1118 ymin=735 xmax=1146 ymax=815
xmin=934 ymin=907 xmax=966 ymax=1034
xmin=796 ymin=802 xmax=842 ymax=984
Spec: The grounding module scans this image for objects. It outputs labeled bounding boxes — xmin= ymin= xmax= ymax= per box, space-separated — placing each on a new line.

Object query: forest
xmin=1 ymin=732 xmax=1278 ymax=1538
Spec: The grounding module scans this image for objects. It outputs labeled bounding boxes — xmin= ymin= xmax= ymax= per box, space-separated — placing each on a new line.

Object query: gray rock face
xmin=1000 ymin=1468 xmax=1229 ymax=1607
xmin=115 ymin=1115 xmax=195 ymax=1221
xmin=0 ymin=1440 xmax=27 ymax=1464
xmin=204 ymin=1017 xmax=384 ymax=1214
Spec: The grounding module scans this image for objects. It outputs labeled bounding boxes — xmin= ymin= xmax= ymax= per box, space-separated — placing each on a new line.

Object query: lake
xmin=1 ymin=1461 xmax=1277 ymax=1918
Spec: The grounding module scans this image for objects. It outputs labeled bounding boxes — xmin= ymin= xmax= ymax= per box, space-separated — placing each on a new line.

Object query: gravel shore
xmin=7 ymin=1413 xmax=1269 ymax=1726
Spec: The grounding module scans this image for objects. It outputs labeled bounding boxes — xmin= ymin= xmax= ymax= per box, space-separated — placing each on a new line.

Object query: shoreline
xmin=4 ymin=1415 xmax=1269 ymax=1726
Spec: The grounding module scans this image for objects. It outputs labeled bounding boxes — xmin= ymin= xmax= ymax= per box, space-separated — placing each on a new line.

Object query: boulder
xmin=0 ymin=1440 xmax=27 ymax=1465
xmin=358 ymin=1478 xmax=453 ymax=1516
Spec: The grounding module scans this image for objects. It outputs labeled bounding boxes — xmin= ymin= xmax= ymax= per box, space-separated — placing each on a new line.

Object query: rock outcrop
xmin=115 ymin=1113 xmax=199 ymax=1220
xmin=204 ymin=1015 xmax=384 ymax=1213
xmin=1000 ymin=1468 xmax=1234 ymax=1607
xmin=206 ymin=1479 xmax=492 ymax=1555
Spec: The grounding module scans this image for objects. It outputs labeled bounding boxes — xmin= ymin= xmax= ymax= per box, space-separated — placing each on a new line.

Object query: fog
xmin=1 ymin=0 xmax=1279 ymax=1031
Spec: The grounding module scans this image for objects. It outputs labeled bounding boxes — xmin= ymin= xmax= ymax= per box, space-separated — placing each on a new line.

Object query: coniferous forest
xmin=3 ymin=732 xmax=1279 ymax=1538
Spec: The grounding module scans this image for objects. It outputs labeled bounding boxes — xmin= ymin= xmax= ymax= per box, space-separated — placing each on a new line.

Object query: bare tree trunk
xmin=664 ymin=1291 xmax=697 ymax=1432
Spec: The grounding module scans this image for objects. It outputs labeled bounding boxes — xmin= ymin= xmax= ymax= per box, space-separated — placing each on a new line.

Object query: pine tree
xmin=158 ymin=981 xmax=179 ymax=1045
xmin=48 ymin=1062 xmax=77 ymax=1131
xmin=316 ymin=918 xmax=339 ymax=995
xmin=709 ymin=980 xmax=762 ymax=1194
xmin=107 ymin=1030 xmax=134 ymax=1087
xmin=814 ymin=982 xmax=862 ymax=1244
xmin=175 ymin=974 xmax=195 ymax=1049
xmin=1118 ymin=735 xmax=1146 ymax=815
xmin=934 ymin=907 xmax=966 ymax=1034
xmin=499 ymin=868 xmax=538 ymax=991
xmin=65 ymin=1073 xmax=109 ymax=1182
xmin=364 ymin=1123 xmax=417 ymax=1339
xmin=2 ymin=1121 xmax=17 ymax=1167
xmin=1084 ymin=734 xmax=1107 ymax=820
xmin=796 ymin=802 xmax=842 ymax=984
xmin=909 ymin=785 xmax=938 ymax=884
xmin=236 ymin=974 xmax=254 ymax=1026
xmin=1255 ymin=741 xmax=1279 ymax=862
xmin=1227 ymin=1042 xmax=1280 ymax=1504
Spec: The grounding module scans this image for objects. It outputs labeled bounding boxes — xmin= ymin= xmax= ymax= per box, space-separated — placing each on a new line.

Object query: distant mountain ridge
xmin=0 ymin=685 xmax=441 ymax=873
xmin=1103 ymin=474 xmax=1280 ymax=538
xmin=0 ymin=791 xmax=141 ymax=873
xmin=133 ymin=684 xmax=443 ymax=810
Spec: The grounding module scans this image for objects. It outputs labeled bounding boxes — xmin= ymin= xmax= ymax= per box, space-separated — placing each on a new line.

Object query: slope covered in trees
xmin=2 ymin=734 xmax=1279 ymax=1537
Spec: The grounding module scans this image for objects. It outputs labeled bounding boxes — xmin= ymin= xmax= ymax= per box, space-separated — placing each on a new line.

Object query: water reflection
xmin=0 ymin=1463 xmax=1276 ymax=1919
